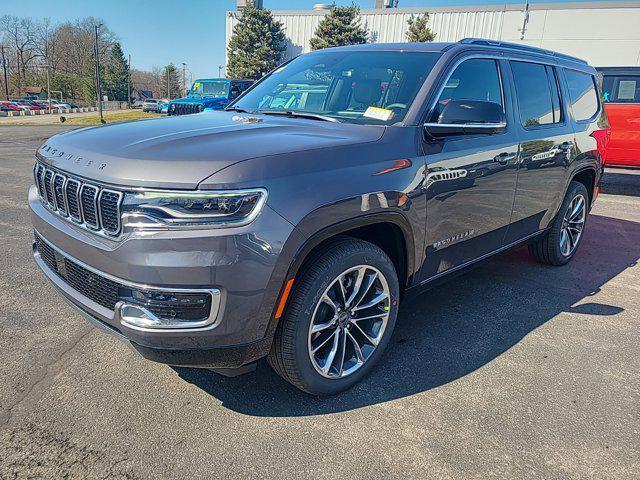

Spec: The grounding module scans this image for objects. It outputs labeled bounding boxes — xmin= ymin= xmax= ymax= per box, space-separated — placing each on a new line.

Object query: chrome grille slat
xmin=53 ymin=173 xmax=67 ymax=216
xmin=80 ymin=184 xmax=99 ymax=229
xmin=33 ymin=161 xmax=122 ymax=237
xmin=43 ymin=169 xmax=55 ymax=207
xmin=65 ymin=178 xmax=82 ymax=222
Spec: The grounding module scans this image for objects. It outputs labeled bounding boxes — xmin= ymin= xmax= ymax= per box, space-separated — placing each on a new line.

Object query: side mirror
xmin=424 ymin=100 xmax=506 ymax=137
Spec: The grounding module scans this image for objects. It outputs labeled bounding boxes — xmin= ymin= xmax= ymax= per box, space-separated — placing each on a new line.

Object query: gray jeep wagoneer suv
xmin=31 ymin=39 xmax=604 ymax=395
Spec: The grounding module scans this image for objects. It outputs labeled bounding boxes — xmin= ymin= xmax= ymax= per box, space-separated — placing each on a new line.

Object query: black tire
xmin=268 ymin=237 xmax=400 ymax=395
xmin=528 ymin=181 xmax=589 ymax=266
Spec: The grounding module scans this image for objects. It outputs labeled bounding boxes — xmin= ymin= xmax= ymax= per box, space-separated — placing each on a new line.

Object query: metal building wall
xmin=225 ymin=2 xmax=640 ymax=68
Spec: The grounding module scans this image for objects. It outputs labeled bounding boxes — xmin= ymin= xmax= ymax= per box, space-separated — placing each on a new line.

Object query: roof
xmin=135 ymin=89 xmax=153 ymax=99
xmin=309 ymin=39 xmax=590 ymax=67
xmin=25 ymin=87 xmax=44 ymax=94
xmin=596 ymin=66 xmax=640 ymax=74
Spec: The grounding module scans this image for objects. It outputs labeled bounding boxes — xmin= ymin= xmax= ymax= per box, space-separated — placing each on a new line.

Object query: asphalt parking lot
xmin=1 ymin=126 xmax=639 ymax=479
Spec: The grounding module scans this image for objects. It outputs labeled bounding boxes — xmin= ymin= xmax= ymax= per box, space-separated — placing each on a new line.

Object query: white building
xmin=225 ymin=1 xmax=640 ymax=67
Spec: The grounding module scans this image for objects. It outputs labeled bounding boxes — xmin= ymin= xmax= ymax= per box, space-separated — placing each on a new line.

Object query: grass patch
xmin=0 ymin=109 xmax=160 ymax=126
xmin=62 ymin=110 xmax=159 ymax=125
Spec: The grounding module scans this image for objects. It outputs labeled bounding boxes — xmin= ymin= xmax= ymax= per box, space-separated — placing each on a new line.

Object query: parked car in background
xmin=142 ymin=99 xmax=160 ymax=112
xmin=30 ymin=40 xmax=603 ymax=395
xmin=132 ymin=99 xmax=144 ymax=108
xmin=155 ymin=99 xmax=169 ymax=113
xmin=598 ymin=67 xmax=640 ymax=167
xmin=9 ymin=102 xmax=31 ymax=111
xmin=0 ymin=101 xmax=22 ymax=111
xmin=167 ymin=78 xmax=253 ymax=115
xmin=158 ymin=102 xmax=169 ymax=114
xmin=11 ymin=99 xmax=42 ymax=110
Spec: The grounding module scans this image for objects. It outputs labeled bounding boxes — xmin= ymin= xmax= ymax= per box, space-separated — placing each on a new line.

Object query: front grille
xmin=168 ymin=103 xmax=204 ymax=116
xmin=34 ymin=233 xmax=212 ymax=322
xmin=33 ymin=161 xmax=122 ymax=237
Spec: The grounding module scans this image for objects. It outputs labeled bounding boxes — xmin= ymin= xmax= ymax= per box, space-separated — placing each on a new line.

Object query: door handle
xmin=493 ymin=152 xmax=516 ymax=165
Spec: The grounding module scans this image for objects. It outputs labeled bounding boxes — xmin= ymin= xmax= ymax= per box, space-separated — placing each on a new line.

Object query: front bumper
xmin=29 ymin=185 xmax=302 ymax=368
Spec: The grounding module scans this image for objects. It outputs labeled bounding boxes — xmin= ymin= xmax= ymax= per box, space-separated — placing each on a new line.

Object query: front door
xmin=420 ymin=58 xmax=519 ymax=281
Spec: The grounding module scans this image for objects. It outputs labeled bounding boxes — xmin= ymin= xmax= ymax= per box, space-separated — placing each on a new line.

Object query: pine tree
xmin=103 ymin=42 xmax=130 ymax=101
xmin=406 ymin=13 xmax=436 ymax=43
xmin=226 ymin=1 xmax=286 ymax=80
xmin=162 ymin=63 xmax=181 ymax=99
xmin=310 ymin=5 xmax=368 ymax=51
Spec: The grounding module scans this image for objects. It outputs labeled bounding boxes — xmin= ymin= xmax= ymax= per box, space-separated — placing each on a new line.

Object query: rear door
xmin=420 ymin=57 xmax=520 ymax=280
xmin=504 ymin=60 xmax=576 ymax=244
xmin=601 ymin=69 xmax=640 ymax=166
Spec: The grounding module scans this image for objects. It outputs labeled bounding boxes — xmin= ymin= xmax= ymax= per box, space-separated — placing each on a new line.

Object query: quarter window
xmin=564 ymin=69 xmax=599 ymax=121
xmin=511 ymin=61 xmax=561 ymax=127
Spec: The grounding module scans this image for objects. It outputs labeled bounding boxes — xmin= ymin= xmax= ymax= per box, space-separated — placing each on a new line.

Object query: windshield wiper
xmin=255 ymin=110 xmax=341 ymax=123
xmin=225 ymin=106 xmax=250 ymax=113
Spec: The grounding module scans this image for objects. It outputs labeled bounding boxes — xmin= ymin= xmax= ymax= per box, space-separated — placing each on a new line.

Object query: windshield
xmin=189 ymin=80 xmax=229 ymax=98
xmin=232 ymin=50 xmax=441 ymax=124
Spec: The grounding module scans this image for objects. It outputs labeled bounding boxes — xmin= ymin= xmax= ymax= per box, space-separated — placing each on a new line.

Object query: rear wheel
xmin=268 ymin=237 xmax=400 ymax=395
xmin=529 ymin=181 xmax=589 ymax=265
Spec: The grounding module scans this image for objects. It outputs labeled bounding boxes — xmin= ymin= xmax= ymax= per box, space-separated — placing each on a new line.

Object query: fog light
xmin=116 ymin=287 xmax=220 ymax=330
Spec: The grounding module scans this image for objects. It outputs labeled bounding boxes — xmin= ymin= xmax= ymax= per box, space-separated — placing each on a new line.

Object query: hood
xmin=37 ymin=110 xmax=385 ymax=189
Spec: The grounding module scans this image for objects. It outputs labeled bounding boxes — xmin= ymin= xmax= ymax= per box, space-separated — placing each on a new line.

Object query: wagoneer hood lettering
xmin=38 ymin=111 xmax=384 ymax=189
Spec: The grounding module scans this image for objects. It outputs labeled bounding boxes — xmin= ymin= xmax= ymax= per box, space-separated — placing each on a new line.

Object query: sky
xmin=1 ymin=0 xmax=617 ymax=82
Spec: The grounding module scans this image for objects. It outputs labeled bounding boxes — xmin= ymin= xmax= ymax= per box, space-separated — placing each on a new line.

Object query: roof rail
xmin=458 ymin=38 xmax=588 ymax=65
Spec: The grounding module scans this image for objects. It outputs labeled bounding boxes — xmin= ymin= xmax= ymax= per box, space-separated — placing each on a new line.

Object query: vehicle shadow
xmin=174 ymin=214 xmax=638 ymax=416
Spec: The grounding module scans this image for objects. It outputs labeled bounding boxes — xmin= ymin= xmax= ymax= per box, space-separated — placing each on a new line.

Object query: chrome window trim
xmin=33 ymin=231 xmax=222 ymax=332
xmin=423 ymin=122 xmax=507 ymax=129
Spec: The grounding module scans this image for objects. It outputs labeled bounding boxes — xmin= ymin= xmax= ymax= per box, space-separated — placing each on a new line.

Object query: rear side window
xmin=564 ymin=70 xmax=599 ymax=121
xmin=602 ymin=74 xmax=640 ymax=103
xmin=510 ymin=61 xmax=561 ymax=127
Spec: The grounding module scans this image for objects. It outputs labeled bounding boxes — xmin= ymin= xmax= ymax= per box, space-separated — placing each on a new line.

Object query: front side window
xmin=511 ymin=61 xmax=560 ymax=127
xmin=602 ymin=74 xmax=640 ymax=104
xmin=232 ymin=50 xmax=441 ymax=124
xmin=438 ymin=59 xmax=503 ymax=105
xmin=564 ymin=69 xmax=599 ymax=121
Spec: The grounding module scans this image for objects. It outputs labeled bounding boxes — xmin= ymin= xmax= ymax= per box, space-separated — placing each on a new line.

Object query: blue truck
xmin=167 ymin=78 xmax=254 ymax=115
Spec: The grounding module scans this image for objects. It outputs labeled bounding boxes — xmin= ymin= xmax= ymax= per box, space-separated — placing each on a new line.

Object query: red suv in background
xmin=598 ymin=67 xmax=640 ymax=167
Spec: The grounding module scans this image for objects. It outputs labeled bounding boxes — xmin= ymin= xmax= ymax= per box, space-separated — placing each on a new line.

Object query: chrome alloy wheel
xmin=307 ymin=265 xmax=391 ymax=379
xmin=560 ymin=193 xmax=586 ymax=257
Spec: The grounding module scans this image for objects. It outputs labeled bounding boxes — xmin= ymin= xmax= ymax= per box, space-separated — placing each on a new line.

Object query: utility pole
xmin=94 ymin=24 xmax=105 ymax=124
xmin=127 ymin=53 xmax=132 ymax=109
xmin=181 ymin=63 xmax=186 ymax=97
xmin=44 ymin=64 xmax=51 ymax=112
xmin=1 ymin=46 xmax=9 ymax=100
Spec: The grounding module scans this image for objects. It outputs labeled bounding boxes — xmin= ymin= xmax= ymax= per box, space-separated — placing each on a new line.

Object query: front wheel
xmin=529 ymin=180 xmax=589 ymax=265
xmin=268 ymin=237 xmax=400 ymax=395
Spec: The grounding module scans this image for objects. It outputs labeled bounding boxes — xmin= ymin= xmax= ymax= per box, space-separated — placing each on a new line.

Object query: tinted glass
xmin=233 ymin=51 xmax=441 ymax=124
xmin=511 ymin=61 xmax=556 ymax=127
xmin=565 ymin=69 xmax=598 ymax=121
xmin=602 ymin=74 xmax=640 ymax=103
xmin=436 ymin=59 xmax=503 ymax=106
xmin=547 ymin=65 xmax=562 ymax=123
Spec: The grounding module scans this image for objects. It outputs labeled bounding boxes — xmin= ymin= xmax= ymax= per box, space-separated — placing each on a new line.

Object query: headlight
xmin=121 ymin=189 xmax=267 ymax=230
